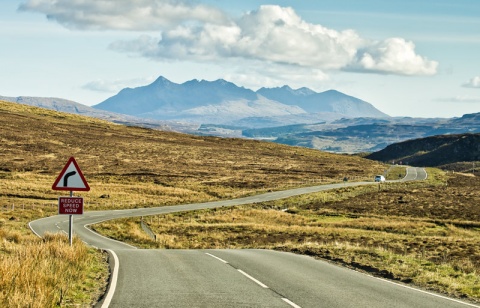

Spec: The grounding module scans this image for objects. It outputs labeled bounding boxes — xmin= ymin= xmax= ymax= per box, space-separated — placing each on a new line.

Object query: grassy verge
xmin=0 ymin=208 xmax=109 ymax=307
xmin=93 ymin=170 xmax=480 ymax=303
xmin=386 ymin=165 xmax=407 ymax=180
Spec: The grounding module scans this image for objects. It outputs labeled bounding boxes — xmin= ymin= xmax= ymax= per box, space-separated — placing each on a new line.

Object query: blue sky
xmin=1 ymin=0 xmax=479 ymax=118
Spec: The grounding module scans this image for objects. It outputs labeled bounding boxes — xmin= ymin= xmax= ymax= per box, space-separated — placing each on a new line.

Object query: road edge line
xmin=99 ymin=249 xmax=119 ymax=308
xmin=373 ymin=276 xmax=480 ymax=308
xmin=83 ymin=221 xmax=138 ymax=249
xmin=28 ymin=220 xmax=42 ymax=238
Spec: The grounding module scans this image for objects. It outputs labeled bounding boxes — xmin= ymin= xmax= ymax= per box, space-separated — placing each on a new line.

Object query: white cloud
xmin=110 ymin=5 xmax=437 ymax=76
xmin=82 ymin=77 xmax=156 ymax=93
xmin=347 ymin=38 xmax=438 ymax=75
xmin=231 ymin=6 xmax=362 ymax=70
xmin=463 ymin=76 xmax=480 ymax=88
xmin=19 ymin=0 xmax=229 ymax=30
xmin=109 ymin=6 xmax=363 ymax=68
xmin=20 ymin=2 xmax=438 ymax=77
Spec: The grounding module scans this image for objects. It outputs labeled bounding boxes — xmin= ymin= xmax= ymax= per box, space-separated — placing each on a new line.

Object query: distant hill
xmin=366 ymin=133 xmax=480 ymax=167
xmin=257 ymin=86 xmax=388 ymax=117
xmin=0 ymin=95 xmax=196 ymax=132
xmin=0 ymin=100 xmax=385 ymax=187
xmin=0 ymin=95 xmax=120 ymax=119
xmin=4 ymin=76 xmax=479 ymax=154
xmin=94 ymin=76 xmax=389 ymax=124
xmin=241 ymin=113 xmax=480 ymax=153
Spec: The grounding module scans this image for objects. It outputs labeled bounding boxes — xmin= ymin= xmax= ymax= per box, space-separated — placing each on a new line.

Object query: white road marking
xmin=374 ymin=276 xmax=480 ymax=307
xmin=237 ymin=269 xmax=269 ymax=288
xmin=205 ymin=253 xmax=228 ymax=264
xmin=282 ymin=298 xmax=302 ymax=308
xmin=320 ymin=251 xmax=480 ymax=308
xmin=101 ymin=249 xmax=119 ymax=308
xmin=206 ymin=253 xmax=302 ymax=307
xmin=83 ymin=222 xmax=138 ymax=249
xmin=27 ymin=221 xmax=41 ymax=238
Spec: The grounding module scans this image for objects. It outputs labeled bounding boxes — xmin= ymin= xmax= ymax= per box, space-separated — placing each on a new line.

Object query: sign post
xmin=52 ymin=157 xmax=90 ymax=245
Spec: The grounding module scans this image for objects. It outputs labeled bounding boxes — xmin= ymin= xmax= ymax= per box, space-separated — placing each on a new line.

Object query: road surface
xmin=29 ymin=167 xmax=478 ymax=307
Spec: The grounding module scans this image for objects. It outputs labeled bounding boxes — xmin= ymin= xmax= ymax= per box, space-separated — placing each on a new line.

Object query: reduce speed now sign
xmin=58 ymin=197 xmax=84 ymax=215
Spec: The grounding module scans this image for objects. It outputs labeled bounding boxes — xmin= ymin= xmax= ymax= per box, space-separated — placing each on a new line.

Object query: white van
xmin=374 ymin=175 xmax=386 ymax=182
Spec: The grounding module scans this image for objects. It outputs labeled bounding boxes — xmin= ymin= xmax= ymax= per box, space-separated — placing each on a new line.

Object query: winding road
xmin=29 ymin=167 xmax=478 ymax=307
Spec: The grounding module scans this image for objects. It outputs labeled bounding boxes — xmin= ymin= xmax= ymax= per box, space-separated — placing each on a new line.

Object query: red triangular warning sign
xmin=52 ymin=157 xmax=90 ymax=191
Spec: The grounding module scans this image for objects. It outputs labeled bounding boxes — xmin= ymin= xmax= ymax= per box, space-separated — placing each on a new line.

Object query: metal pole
xmin=69 ymin=190 xmax=73 ymax=246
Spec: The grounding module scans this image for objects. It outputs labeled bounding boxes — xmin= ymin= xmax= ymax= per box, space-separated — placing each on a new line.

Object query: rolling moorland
xmin=3 ymin=83 xmax=479 ymax=154
xmin=90 ymin=76 xmax=480 ymax=154
xmin=0 ymin=100 xmax=386 ymax=306
xmin=367 ymin=133 xmax=480 ymax=170
xmin=94 ymin=170 xmax=480 ymax=303
xmin=1 ymin=99 xmax=479 ymax=305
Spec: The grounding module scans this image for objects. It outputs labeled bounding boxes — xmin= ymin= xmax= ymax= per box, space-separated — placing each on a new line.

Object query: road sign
xmin=58 ymin=197 xmax=84 ymax=215
xmin=52 ymin=157 xmax=90 ymax=191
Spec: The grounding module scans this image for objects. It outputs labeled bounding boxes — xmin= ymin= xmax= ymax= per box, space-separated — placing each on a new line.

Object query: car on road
xmin=374 ymin=175 xmax=386 ymax=182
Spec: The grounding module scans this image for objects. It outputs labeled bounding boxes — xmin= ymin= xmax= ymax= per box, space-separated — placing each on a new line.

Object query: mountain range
xmin=2 ymin=76 xmax=479 ymax=154
xmin=94 ymin=76 xmax=389 ymax=125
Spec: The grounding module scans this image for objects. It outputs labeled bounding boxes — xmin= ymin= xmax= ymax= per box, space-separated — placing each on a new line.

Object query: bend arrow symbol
xmin=63 ymin=171 xmax=77 ymax=187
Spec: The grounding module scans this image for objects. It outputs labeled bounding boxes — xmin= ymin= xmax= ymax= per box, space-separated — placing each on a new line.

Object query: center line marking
xmin=282 ymin=298 xmax=302 ymax=308
xmin=205 ymin=253 xmax=228 ymax=264
xmin=237 ymin=269 xmax=269 ymax=288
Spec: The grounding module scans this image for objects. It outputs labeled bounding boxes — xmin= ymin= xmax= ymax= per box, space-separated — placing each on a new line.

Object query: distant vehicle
xmin=374 ymin=175 xmax=386 ymax=182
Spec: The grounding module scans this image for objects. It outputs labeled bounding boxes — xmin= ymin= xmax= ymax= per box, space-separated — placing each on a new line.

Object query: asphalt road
xmin=29 ymin=167 xmax=479 ymax=307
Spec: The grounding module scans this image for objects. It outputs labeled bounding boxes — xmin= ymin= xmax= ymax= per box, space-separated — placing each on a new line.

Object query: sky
xmin=1 ymin=0 xmax=479 ymax=118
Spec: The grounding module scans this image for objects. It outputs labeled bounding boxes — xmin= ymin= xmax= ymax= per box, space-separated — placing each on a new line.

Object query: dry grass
xmin=0 ymin=100 xmax=387 ymax=305
xmin=385 ymin=165 xmax=407 ymax=180
xmin=0 ymin=215 xmax=108 ymax=307
xmin=94 ymin=171 xmax=480 ymax=303
xmin=0 ymin=100 xmax=385 ymax=210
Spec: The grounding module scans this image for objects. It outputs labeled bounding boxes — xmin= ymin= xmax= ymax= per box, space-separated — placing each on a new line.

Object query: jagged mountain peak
xmin=321 ymin=89 xmax=356 ymax=99
xmin=212 ymin=79 xmax=230 ymax=85
xmin=323 ymin=89 xmax=341 ymax=94
xmin=184 ymin=78 xmax=241 ymax=89
xmin=153 ymin=75 xmax=171 ymax=83
xmin=294 ymin=87 xmax=317 ymax=96
xmin=94 ymin=75 xmax=389 ymax=123
xmin=150 ymin=76 xmax=177 ymax=87
xmin=259 ymin=85 xmax=316 ymax=97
